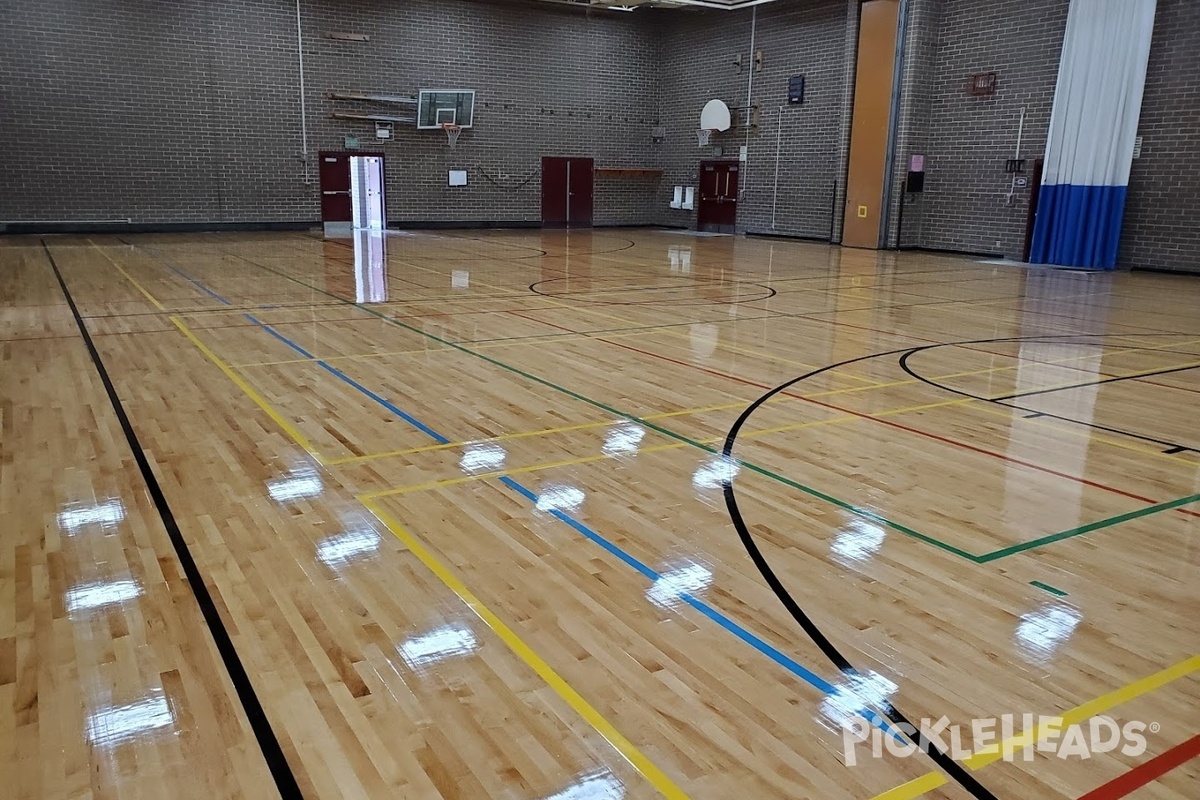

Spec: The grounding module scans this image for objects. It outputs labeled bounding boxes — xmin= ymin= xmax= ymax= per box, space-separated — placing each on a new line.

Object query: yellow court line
xmin=91 ymin=241 xmax=167 ymax=311
xmin=869 ymin=654 xmax=1200 ymax=800
xmin=328 ymin=418 xmax=631 ymax=466
xmin=359 ymin=395 xmax=975 ymax=499
xmin=360 ymin=441 xmax=689 ymax=498
xmin=229 ymin=325 xmax=674 ymax=369
xmin=359 ymin=498 xmax=690 ymax=800
xmin=171 ymin=316 xmax=326 ymax=464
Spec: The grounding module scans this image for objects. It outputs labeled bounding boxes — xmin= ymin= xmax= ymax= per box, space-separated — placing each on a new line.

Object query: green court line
xmin=216 ymin=251 xmax=982 ymax=562
xmin=979 ymin=493 xmax=1200 ymax=562
xmin=202 ymin=249 xmax=1197 ymax=567
xmin=1029 ymin=581 xmax=1068 ymax=597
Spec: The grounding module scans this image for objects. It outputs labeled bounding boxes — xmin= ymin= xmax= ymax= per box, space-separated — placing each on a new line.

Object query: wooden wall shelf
xmin=595 ymin=167 xmax=663 ymax=178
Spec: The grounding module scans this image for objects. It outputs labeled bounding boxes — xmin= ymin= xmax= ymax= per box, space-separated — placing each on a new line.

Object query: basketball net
xmin=441 ymin=123 xmax=462 ymax=149
xmin=697 ymin=129 xmax=713 ymax=147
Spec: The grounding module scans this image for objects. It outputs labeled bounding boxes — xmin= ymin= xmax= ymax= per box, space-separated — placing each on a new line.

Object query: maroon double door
xmin=318 ymin=150 xmax=386 ymax=224
xmin=697 ymin=160 xmax=740 ymax=234
xmin=541 ymin=157 xmax=594 ymax=228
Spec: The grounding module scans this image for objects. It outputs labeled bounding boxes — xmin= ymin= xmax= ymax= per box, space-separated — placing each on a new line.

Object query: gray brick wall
xmin=0 ymin=0 xmax=303 ymax=225
xmin=914 ymin=0 xmax=1070 ymax=258
xmin=655 ymin=0 xmax=853 ymax=238
xmin=1121 ymin=0 xmax=1200 ymax=273
xmin=0 ymin=0 xmax=660 ymax=227
xmin=1 ymin=0 xmax=1197 ymax=272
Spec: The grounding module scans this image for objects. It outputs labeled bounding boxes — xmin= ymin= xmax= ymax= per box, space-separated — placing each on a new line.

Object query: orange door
xmin=842 ymin=0 xmax=900 ymax=249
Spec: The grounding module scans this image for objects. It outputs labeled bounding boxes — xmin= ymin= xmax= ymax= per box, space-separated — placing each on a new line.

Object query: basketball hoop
xmin=441 ymin=123 xmax=462 ymax=149
xmin=698 ymin=129 xmax=714 ymax=147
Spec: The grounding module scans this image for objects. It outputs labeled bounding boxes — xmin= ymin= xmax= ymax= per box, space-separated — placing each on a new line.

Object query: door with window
xmin=697 ymin=160 xmax=739 ymax=233
xmin=319 ymin=151 xmax=386 ymax=236
xmin=541 ymin=157 xmax=594 ymax=228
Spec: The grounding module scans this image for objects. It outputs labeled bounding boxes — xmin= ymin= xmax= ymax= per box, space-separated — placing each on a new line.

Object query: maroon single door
xmin=697 ymin=160 xmax=739 ymax=233
xmin=567 ymin=157 xmax=593 ymax=228
xmin=319 ymin=152 xmax=353 ymax=223
xmin=541 ymin=157 xmax=594 ymax=228
xmin=541 ymin=157 xmax=569 ymax=227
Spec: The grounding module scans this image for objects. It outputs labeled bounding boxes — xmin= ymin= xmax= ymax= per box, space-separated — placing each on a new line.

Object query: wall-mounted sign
xmin=968 ymin=72 xmax=997 ymax=96
xmin=788 ymin=75 xmax=806 ymax=105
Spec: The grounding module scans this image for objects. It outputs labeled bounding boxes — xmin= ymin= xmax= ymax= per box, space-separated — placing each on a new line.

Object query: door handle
xmin=323 ymin=190 xmax=350 ymax=195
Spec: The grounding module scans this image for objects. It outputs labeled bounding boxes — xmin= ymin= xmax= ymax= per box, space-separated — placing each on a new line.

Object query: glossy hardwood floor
xmin=1 ymin=229 xmax=1197 ymax=800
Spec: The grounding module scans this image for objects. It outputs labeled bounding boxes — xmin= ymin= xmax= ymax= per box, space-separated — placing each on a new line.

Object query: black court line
xmin=43 ymin=240 xmax=303 ymax=800
xmin=990 ymin=362 xmax=1200 ymax=402
xmin=899 ymin=346 xmax=1198 ymax=453
xmin=719 ymin=331 xmax=1190 ymax=800
xmin=529 ymin=276 xmax=777 ymax=306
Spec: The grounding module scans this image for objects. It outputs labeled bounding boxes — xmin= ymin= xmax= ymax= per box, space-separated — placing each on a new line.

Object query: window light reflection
xmin=646 ymin=563 xmax=713 ymax=610
xmin=543 ymin=769 xmax=625 ymax=800
xmin=602 ymin=422 xmax=645 ymax=456
xmin=535 ymin=484 xmax=586 ymax=513
xmin=820 ymin=671 xmax=898 ymax=733
xmin=65 ymin=579 xmax=142 ymax=615
xmin=399 ymin=624 xmax=479 ymax=671
xmin=830 ymin=519 xmax=886 ymax=567
xmin=86 ymin=691 xmax=175 ymax=747
xmin=459 ymin=443 xmax=506 ymax=474
xmin=267 ymin=465 xmax=323 ymax=503
xmin=57 ymin=499 xmax=126 ymax=534
xmin=692 ymin=455 xmax=739 ymax=490
xmin=316 ymin=529 xmax=382 ymax=568
xmin=1015 ymin=603 xmax=1081 ymax=665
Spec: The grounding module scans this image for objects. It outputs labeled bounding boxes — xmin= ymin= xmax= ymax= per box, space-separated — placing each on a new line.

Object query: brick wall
xmin=1121 ymin=0 xmax=1200 ymax=273
xmin=0 ymin=0 xmax=304 ymax=225
xmin=0 ymin=0 xmax=659 ymax=227
xmin=914 ymin=0 xmax=1070 ymax=258
xmin=1 ymin=0 xmax=1198 ymax=272
xmin=656 ymin=0 xmax=854 ymax=238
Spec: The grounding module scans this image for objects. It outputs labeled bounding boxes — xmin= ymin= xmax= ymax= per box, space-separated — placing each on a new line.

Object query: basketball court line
xmin=101 ymin=242 xmax=690 ymax=799
xmin=115 ymin=246 xmax=1198 ymax=563
xmin=124 ymin=247 xmax=921 ymax=754
xmin=547 ymin=287 xmax=1200 ymax=401
xmin=164 ymin=247 xmax=1199 ymax=562
xmin=868 ymin=655 xmax=1200 ymax=800
xmin=171 ymin=317 xmax=326 ymax=463
xmin=360 ymin=499 xmax=691 ymax=800
xmin=226 ymin=325 xmax=682 ymax=369
xmin=505 ymin=310 xmax=1200 ymax=516
xmin=43 ymin=242 xmax=303 ymax=798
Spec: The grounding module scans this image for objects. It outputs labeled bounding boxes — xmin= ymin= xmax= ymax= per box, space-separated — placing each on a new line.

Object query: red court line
xmin=1076 ymin=734 xmax=1200 ymax=800
xmin=508 ymin=311 xmax=1200 ymax=519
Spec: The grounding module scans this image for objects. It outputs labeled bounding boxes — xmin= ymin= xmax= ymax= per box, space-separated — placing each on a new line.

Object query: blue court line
xmin=162 ymin=261 xmax=897 ymax=735
xmin=162 ymin=262 xmax=234 ymax=305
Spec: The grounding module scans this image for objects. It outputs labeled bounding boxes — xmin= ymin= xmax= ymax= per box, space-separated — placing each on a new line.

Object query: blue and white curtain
xmin=1030 ymin=0 xmax=1157 ymax=269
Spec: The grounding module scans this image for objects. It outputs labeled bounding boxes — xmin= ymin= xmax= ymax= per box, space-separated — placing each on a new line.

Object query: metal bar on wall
xmin=295 ymin=0 xmax=311 ymax=185
xmin=879 ymin=0 xmax=910 ymax=248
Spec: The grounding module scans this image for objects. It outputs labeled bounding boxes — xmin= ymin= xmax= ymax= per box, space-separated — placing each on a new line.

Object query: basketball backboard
xmin=417 ymin=90 xmax=475 ymax=129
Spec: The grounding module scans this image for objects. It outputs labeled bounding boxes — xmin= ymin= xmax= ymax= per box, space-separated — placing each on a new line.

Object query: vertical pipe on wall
xmin=295 ymin=0 xmax=311 ymax=185
xmin=1006 ymin=106 xmax=1026 ymax=205
xmin=741 ymin=5 xmax=758 ymax=201
xmin=771 ymin=106 xmax=783 ymax=229
xmin=879 ymin=0 xmax=910 ymax=247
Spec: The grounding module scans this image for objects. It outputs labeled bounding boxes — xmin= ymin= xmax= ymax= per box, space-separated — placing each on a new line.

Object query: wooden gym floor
xmin=1 ymin=229 xmax=1197 ymax=800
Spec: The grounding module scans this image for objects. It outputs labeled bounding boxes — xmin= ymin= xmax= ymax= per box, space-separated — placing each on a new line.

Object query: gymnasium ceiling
xmin=541 ymin=0 xmax=777 ymax=11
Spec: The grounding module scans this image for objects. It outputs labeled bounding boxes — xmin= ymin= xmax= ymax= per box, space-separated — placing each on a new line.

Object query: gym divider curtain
xmin=1030 ymin=0 xmax=1157 ymax=269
